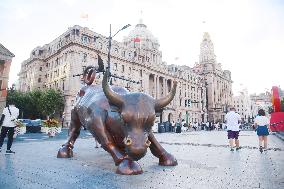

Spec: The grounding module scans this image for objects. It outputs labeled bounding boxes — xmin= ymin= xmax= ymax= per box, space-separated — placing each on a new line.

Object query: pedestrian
xmin=171 ymin=121 xmax=176 ymax=133
xmin=215 ymin=122 xmax=219 ymax=130
xmin=205 ymin=121 xmax=209 ymax=131
xmin=175 ymin=119 xmax=181 ymax=133
xmin=254 ymin=109 xmax=270 ymax=153
xmin=209 ymin=121 xmax=212 ymax=131
xmin=219 ymin=122 xmax=223 ymax=130
xmin=201 ymin=122 xmax=205 ymax=130
xmin=192 ymin=122 xmax=197 ymax=131
xmin=225 ymin=107 xmax=241 ymax=151
xmin=0 ymin=103 xmax=19 ymax=154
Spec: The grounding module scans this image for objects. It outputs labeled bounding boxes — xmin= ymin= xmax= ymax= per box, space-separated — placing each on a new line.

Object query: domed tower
xmin=123 ymin=19 xmax=160 ymax=50
xmin=123 ymin=19 xmax=162 ymax=65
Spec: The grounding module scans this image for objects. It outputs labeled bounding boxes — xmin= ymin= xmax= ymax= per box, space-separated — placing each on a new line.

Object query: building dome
xmin=123 ymin=19 xmax=160 ymax=50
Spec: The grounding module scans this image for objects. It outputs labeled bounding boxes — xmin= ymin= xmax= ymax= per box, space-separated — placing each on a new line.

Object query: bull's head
xmin=102 ymin=70 xmax=177 ymax=161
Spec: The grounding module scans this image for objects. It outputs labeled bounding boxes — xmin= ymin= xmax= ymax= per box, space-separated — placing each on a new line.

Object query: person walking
xmin=254 ymin=109 xmax=270 ymax=153
xmin=171 ymin=121 xmax=176 ymax=133
xmin=205 ymin=121 xmax=209 ymax=131
xmin=192 ymin=122 xmax=198 ymax=131
xmin=0 ymin=103 xmax=19 ymax=154
xmin=225 ymin=107 xmax=241 ymax=151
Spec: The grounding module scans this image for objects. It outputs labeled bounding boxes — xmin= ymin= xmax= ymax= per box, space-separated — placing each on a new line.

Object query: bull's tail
xmin=83 ymin=66 xmax=96 ymax=85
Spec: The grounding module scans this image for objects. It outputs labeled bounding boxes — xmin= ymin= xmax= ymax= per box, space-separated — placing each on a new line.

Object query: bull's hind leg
xmin=148 ymin=132 xmax=178 ymax=166
xmin=89 ymin=118 xmax=142 ymax=175
xmin=57 ymin=110 xmax=81 ymax=158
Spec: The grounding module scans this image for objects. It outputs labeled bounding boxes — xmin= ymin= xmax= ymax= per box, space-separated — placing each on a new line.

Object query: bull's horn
xmin=102 ymin=69 xmax=124 ymax=107
xmin=155 ymin=81 xmax=177 ymax=111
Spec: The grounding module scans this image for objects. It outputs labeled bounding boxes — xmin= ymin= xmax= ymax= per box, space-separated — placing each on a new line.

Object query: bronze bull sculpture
xmin=57 ymin=69 xmax=178 ymax=175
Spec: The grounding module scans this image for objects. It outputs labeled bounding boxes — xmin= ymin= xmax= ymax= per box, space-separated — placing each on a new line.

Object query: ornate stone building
xmin=193 ymin=33 xmax=233 ymax=122
xmin=250 ymin=92 xmax=272 ymax=118
xmin=18 ymin=21 xmax=232 ymax=125
xmin=233 ymin=88 xmax=253 ymax=123
xmin=0 ymin=43 xmax=15 ymax=113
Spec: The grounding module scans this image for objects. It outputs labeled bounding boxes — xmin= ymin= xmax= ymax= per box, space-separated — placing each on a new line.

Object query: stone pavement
xmin=0 ymin=131 xmax=283 ymax=189
xmin=13 ymin=128 xmax=92 ymax=143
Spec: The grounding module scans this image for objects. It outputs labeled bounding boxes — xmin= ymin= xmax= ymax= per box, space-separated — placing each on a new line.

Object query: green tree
xmin=27 ymin=90 xmax=43 ymax=118
xmin=7 ymin=89 xmax=65 ymax=119
xmin=39 ymin=89 xmax=64 ymax=119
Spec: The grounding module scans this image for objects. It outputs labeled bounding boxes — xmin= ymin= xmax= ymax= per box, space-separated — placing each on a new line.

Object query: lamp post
xmin=73 ymin=24 xmax=140 ymax=86
xmin=107 ymin=24 xmax=131 ymax=73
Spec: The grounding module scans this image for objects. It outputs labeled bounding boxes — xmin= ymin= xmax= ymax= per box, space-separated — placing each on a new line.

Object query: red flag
xmin=133 ymin=37 xmax=141 ymax=42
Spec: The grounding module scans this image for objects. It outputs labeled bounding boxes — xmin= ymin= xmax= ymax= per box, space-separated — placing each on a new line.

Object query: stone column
xmin=156 ymin=75 xmax=159 ymax=99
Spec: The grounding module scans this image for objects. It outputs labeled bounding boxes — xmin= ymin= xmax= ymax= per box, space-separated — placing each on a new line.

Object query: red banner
xmin=272 ymin=86 xmax=281 ymax=112
xmin=270 ymin=112 xmax=284 ymax=131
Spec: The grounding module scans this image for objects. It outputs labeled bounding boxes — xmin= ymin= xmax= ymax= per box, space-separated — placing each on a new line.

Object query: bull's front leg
xmin=90 ymin=119 xmax=142 ymax=175
xmin=148 ymin=132 xmax=178 ymax=166
xmin=57 ymin=110 xmax=81 ymax=158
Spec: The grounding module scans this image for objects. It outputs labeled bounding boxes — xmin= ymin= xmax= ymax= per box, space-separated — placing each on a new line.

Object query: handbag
xmin=0 ymin=114 xmax=5 ymax=126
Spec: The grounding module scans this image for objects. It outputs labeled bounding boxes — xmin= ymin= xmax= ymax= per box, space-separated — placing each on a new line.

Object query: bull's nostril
xmin=124 ymin=137 xmax=132 ymax=146
xmin=145 ymin=140 xmax=151 ymax=147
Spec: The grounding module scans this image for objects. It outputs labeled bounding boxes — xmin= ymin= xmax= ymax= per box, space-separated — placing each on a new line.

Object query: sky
xmin=0 ymin=0 xmax=283 ymax=95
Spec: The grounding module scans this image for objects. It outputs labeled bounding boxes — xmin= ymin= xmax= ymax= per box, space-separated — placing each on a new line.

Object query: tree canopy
xmin=6 ymin=89 xmax=64 ymax=119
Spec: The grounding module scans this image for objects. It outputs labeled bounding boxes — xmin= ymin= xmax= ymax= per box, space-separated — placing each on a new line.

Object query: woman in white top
xmin=254 ymin=109 xmax=270 ymax=153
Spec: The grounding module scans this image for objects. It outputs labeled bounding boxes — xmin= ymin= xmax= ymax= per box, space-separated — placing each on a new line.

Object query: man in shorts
xmin=225 ymin=107 xmax=241 ymax=151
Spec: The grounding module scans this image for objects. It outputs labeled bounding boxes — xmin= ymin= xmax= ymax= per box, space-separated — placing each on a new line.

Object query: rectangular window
xmin=76 ymin=29 xmax=80 ymax=36
xmin=62 ymin=80 xmax=65 ymax=91
xmin=122 ymin=65 xmax=125 ymax=73
xmin=94 ymin=36 xmax=98 ymax=42
xmin=82 ymin=66 xmax=86 ymax=72
xmin=82 ymin=53 xmax=87 ymax=62
xmin=81 ymin=35 xmax=90 ymax=43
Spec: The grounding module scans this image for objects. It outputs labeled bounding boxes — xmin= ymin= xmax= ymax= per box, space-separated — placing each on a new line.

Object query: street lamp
xmin=107 ymin=24 xmax=131 ymax=72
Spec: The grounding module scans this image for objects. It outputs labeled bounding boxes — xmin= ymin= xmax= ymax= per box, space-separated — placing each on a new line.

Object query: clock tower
xmin=199 ymin=32 xmax=216 ymax=64
xmin=194 ymin=32 xmax=233 ymax=123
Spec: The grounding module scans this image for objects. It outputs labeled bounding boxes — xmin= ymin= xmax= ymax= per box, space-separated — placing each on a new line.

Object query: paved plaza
xmin=0 ymin=130 xmax=283 ymax=189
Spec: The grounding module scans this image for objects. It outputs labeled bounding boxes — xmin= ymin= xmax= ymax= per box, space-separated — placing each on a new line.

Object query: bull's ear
xmin=155 ymin=81 xmax=177 ymax=111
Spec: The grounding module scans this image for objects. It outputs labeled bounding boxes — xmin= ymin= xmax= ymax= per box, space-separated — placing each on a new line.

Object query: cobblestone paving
xmin=0 ymin=131 xmax=283 ymax=189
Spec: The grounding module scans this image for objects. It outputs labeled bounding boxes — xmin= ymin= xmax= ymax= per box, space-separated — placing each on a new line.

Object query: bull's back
xmin=77 ymin=85 xmax=128 ymax=111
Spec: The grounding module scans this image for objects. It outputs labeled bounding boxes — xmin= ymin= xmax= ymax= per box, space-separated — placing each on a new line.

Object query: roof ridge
xmin=0 ymin=43 xmax=15 ymax=57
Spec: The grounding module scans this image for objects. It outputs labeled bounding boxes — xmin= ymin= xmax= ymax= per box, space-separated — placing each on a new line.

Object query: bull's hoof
xmin=159 ymin=152 xmax=178 ymax=166
xmin=116 ymin=159 xmax=143 ymax=175
xmin=57 ymin=145 xmax=73 ymax=158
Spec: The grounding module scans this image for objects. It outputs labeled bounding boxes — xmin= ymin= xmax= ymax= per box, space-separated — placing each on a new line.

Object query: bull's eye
xmin=124 ymin=137 xmax=132 ymax=146
xmin=145 ymin=140 xmax=151 ymax=147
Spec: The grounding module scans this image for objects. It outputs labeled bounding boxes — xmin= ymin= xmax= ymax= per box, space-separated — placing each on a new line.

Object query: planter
xmin=16 ymin=127 xmax=26 ymax=135
xmin=48 ymin=127 xmax=57 ymax=137
xmin=41 ymin=127 xmax=49 ymax=133
xmin=55 ymin=127 xmax=62 ymax=133
xmin=46 ymin=127 xmax=62 ymax=137
xmin=13 ymin=127 xmax=26 ymax=138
